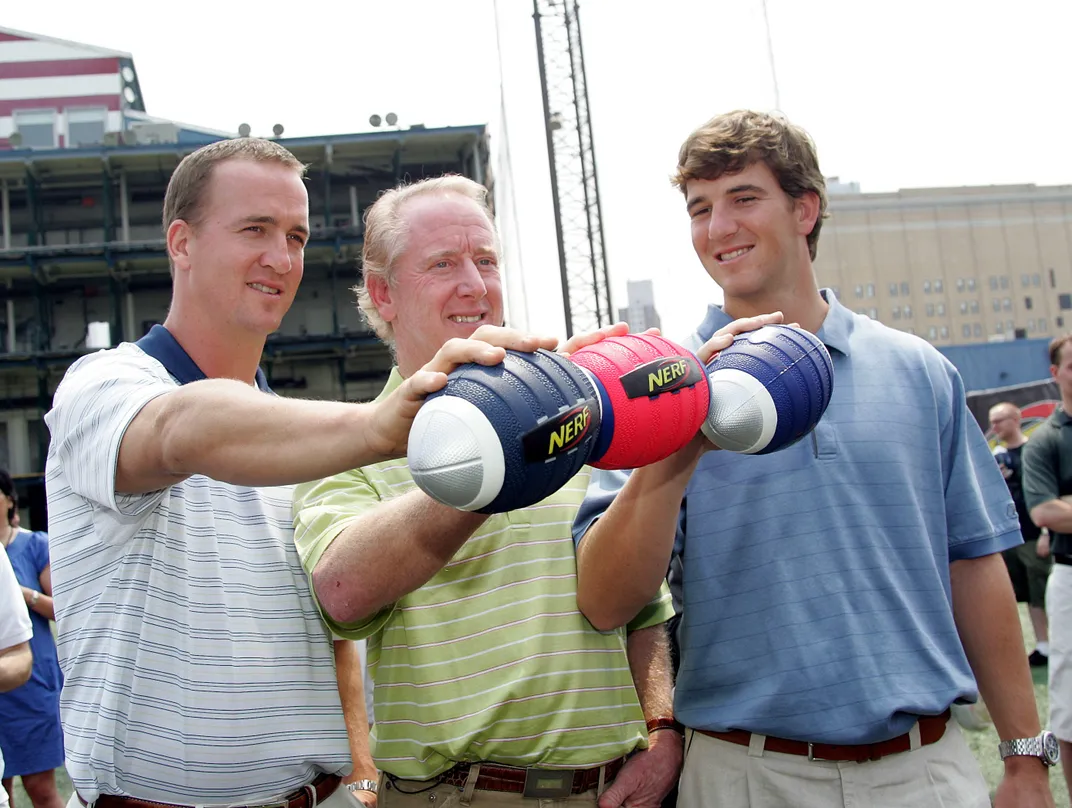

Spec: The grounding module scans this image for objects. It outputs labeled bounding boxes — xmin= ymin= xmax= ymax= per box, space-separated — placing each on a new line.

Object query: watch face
xmin=1043 ymin=731 xmax=1061 ymax=764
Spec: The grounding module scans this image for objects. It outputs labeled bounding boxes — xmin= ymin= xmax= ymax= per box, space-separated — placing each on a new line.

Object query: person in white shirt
xmin=44 ymin=137 xmax=547 ymax=808
xmin=0 ymin=548 xmax=33 ymax=808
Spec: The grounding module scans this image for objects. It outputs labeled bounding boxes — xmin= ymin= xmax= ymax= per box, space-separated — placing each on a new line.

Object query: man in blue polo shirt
xmin=574 ymin=110 xmax=1055 ymax=807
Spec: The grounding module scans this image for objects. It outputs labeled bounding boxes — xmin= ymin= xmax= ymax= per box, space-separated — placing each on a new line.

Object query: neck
xmin=724 ymin=284 xmax=830 ymax=336
xmin=1005 ymin=431 xmax=1028 ymax=449
xmin=2 ymin=523 xmax=16 ymax=547
xmin=162 ymin=311 xmax=265 ymax=384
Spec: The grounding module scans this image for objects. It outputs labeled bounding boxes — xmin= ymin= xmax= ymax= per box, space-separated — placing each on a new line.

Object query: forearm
xmin=22 ymin=586 xmax=54 ymax=621
xmin=951 ymin=554 xmax=1041 ymax=741
xmin=0 ymin=643 xmax=32 ymax=692
xmin=333 ymin=641 xmax=377 ymax=782
xmin=162 ymin=382 xmax=392 ymax=484
xmin=1029 ymin=499 xmax=1072 ymax=534
xmin=313 ymin=490 xmax=488 ymax=624
xmin=627 ymin=624 xmax=675 ymax=722
xmin=577 ymin=447 xmax=700 ymax=630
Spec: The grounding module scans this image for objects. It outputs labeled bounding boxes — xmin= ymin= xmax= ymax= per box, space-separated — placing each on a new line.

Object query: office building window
xmin=855 ymin=284 xmax=864 ymax=298
xmin=995 ymin=322 xmax=1004 ymax=334
xmin=993 ymin=299 xmax=1002 ymax=312
xmin=868 ymin=308 xmax=877 ymax=319
xmin=989 ymin=276 xmax=999 ymax=291
xmin=892 ymin=306 xmax=901 ymax=320
xmin=1028 ymin=319 xmax=1036 ymax=333
xmin=1000 ymin=276 xmax=1009 ymax=289
xmin=937 ymin=303 xmax=946 ymax=316
xmin=889 ymin=283 xmax=898 ymax=296
xmin=1033 ymin=274 xmax=1041 ymax=287
xmin=1039 ymin=318 xmax=1048 ymax=332
xmin=867 ymin=283 xmax=875 ymax=298
xmin=12 ymin=109 xmax=57 ymax=149
xmin=1007 ymin=319 xmax=1015 ymax=331
xmin=903 ymin=305 xmax=912 ymax=318
xmin=967 ymin=278 xmax=976 ymax=292
xmin=962 ymin=324 xmax=971 ymax=338
xmin=970 ymin=300 xmax=979 ymax=314
xmin=1003 ymin=298 xmax=1012 ymax=311
xmin=1025 ymin=296 xmax=1033 ymax=310
xmin=1060 ymin=294 xmax=1072 ymax=310
xmin=927 ymin=303 xmax=935 ymax=317
xmin=960 ymin=302 xmax=968 ymax=314
xmin=1022 ymin=274 xmax=1031 ymax=288
xmin=1051 ymin=269 xmax=1058 ymax=289
xmin=957 ymin=278 xmax=965 ymax=292
xmin=1058 ymin=316 xmax=1065 ymax=328
xmin=940 ymin=326 xmax=949 ymax=339
xmin=973 ymin=323 xmax=982 ymax=337
xmin=934 ymin=279 xmax=944 ymax=293
xmin=900 ymin=281 xmax=910 ymax=295
xmin=924 ymin=280 xmax=932 ymax=294
xmin=928 ymin=326 xmax=937 ymax=339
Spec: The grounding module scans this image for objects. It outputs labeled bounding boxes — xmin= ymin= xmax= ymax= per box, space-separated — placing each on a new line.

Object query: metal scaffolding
xmin=532 ymin=0 xmax=613 ymax=337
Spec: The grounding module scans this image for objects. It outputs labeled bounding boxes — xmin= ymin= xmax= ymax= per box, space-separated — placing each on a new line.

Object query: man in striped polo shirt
xmin=293 ymin=175 xmax=708 ymax=807
xmin=576 ymin=110 xmax=1055 ymax=808
xmin=44 ymin=139 xmax=547 ymax=808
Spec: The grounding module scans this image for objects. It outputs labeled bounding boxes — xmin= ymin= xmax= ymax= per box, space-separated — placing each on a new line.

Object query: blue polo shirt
xmin=579 ymin=290 xmax=1021 ymax=745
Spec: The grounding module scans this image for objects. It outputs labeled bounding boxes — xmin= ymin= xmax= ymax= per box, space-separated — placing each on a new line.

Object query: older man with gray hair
xmin=291 ymin=174 xmax=739 ymax=807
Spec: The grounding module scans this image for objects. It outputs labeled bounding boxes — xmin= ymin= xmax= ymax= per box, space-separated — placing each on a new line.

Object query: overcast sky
xmin=6 ymin=0 xmax=1070 ymax=341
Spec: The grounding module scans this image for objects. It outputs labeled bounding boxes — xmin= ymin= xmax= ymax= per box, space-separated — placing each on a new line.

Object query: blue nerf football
xmin=703 ymin=325 xmax=834 ymax=454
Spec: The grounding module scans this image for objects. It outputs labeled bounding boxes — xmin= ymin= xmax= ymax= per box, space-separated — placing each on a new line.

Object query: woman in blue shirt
xmin=0 ymin=470 xmax=63 ymax=808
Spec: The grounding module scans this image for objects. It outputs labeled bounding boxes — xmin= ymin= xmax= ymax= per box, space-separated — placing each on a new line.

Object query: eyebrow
xmin=426 ymin=245 xmax=499 ymax=263
xmin=686 ymin=183 xmax=767 ymax=213
xmin=236 ymin=215 xmax=311 ymax=237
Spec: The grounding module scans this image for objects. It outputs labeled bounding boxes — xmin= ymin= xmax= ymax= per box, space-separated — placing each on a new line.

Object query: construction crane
xmin=532 ymin=0 xmax=613 ymax=338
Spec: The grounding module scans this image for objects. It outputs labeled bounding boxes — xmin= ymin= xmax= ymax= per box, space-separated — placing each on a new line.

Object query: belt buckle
xmin=521 ymin=768 xmax=575 ymax=799
xmin=807 ymin=743 xmax=828 ymax=762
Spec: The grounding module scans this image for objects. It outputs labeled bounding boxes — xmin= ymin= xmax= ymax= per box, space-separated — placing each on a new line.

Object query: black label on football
xmin=522 ymin=401 xmax=595 ymax=462
xmin=619 ymin=356 xmax=705 ymax=399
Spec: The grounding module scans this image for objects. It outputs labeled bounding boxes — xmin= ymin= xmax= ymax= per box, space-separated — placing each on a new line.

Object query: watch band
xmin=347 ymin=780 xmax=379 ymax=795
xmin=998 ymin=731 xmax=1060 ymax=766
xmin=646 ymin=716 xmax=685 ymax=735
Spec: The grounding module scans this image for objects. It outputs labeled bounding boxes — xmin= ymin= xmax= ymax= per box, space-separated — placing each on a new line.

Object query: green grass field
xmin=11 ymin=605 xmax=1068 ymax=807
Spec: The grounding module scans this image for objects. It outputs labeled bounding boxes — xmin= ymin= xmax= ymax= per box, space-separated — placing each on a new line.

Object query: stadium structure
xmin=0 ymin=26 xmax=490 ymax=526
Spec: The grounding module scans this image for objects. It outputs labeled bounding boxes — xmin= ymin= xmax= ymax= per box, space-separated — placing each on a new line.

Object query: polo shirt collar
xmin=694 ymin=288 xmax=852 ymax=357
xmin=375 ymin=367 xmax=405 ymax=402
xmin=136 ymin=324 xmax=273 ymax=393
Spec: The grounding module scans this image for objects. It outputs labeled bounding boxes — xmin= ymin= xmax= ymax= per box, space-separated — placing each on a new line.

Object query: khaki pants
xmin=677 ymin=718 xmax=989 ymax=808
xmin=1048 ymin=563 xmax=1072 ymax=740
xmin=378 ymin=766 xmax=608 ymax=808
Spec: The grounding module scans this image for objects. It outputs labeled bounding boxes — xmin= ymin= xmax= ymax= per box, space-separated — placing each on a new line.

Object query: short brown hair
xmin=162 ymin=138 xmax=306 ymax=236
xmin=1049 ymin=334 xmax=1072 ymax=366
xmin=672 ymin=110 xmax=828 ymax=260
xmin=355 ymin=175 xmax=497 ymax=345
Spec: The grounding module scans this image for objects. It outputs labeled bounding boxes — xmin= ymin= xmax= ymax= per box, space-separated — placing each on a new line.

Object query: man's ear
xmin=167 ymin=219 xmax=194 ymax=274
xmin=795 ymin=191 xmax=821 ymax=238
xmin=365 ymin=273 xmax=396 ymax=324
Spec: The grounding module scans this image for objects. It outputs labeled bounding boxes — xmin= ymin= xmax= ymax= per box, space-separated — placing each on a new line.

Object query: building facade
xmin=815 ymin=182 xmax=1072 ymax=347
xmin=617 ymin=279 xmax=661 ymax=332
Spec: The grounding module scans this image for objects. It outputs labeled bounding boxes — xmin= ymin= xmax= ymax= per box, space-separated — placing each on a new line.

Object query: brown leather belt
xmin=434 ymin=757 xmax=625 ymax=794
xmin=78 ymin=773 xmax=341 ymax=808
xmin=696 ymin=709 xmax=951 ymax=763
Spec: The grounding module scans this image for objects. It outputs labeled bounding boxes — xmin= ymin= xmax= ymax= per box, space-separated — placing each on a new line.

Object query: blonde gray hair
xmin=355 ymin=175 xmax=497 ymax=344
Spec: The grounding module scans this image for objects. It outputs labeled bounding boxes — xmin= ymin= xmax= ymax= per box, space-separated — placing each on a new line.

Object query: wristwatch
xmin=346 ymin=780 xmax=379 ymax=800
xmin=998 ymin=731 xmax=1060 ymax=767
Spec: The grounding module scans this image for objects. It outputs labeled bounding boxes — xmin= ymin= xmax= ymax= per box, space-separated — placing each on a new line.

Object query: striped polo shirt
xmin=44 ymin=345 xmax=350 ymax=805
xmin=293 ymin=369 xmax=674 ymax=780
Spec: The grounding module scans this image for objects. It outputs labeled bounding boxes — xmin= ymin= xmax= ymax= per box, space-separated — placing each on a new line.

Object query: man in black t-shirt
xmin=990 ymin=401 xmax=1052 ymax=667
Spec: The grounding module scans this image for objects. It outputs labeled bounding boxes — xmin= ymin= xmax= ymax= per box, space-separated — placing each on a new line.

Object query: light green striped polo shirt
xmin=293 ymin=369 xmax=674 ymax=780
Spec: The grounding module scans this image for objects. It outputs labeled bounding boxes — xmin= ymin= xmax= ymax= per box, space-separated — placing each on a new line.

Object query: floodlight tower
xmin=532 ymin=0 xmax=612 ymax=337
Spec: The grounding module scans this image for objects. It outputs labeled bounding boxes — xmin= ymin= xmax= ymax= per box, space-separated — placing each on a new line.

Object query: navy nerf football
xmin=703 ymin=324 xmax=834 ymax=454
xmin=407 ymin=349 xmax=601 ymax=513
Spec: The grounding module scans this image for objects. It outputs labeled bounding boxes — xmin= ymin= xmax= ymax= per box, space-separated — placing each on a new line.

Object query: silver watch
xmin=998 ymin=730 xmax=1060 ymax=767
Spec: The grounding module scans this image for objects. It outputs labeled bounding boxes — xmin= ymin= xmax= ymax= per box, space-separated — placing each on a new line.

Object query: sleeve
xmin=29 ymin=532 xmax=50 ymax=578
xmin=1022 ymin=429 xmax=1061 ymax=512
xmin=571 ymin=467 xmax=629 ymax=545
xmin=626 ymin=580 xmax=674 ymax=631
xmin=0 ymin=550 xmax=32 ymax=650
xmin=45 ymin=351 xmax=173 ymax=516
xmin=939 ymin=359 xmax=1023 ymax=561
xmin=292 ymin=469 xmax=396 ymax=641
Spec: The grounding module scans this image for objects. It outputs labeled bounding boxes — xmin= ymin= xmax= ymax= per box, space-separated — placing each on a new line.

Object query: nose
xmin=262 ymin=232 xmax=294 ymax=275
xmin=707 ymin=204 xmax=739 ymax=243
xmin=456 ymin=257 xmax=487 ymax=299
